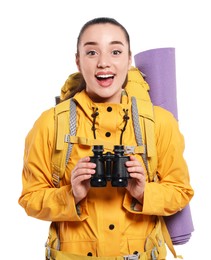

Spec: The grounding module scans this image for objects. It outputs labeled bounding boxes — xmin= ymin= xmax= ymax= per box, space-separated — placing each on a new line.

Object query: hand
xmin=71 ymin=156 xmax=96 ymax=204
xmin=125 ymin=156 xmax=146 ymax=203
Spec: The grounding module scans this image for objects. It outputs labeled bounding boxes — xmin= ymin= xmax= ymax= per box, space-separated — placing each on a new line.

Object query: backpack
xmin=49 ymin=66 xmax=181 ymax=259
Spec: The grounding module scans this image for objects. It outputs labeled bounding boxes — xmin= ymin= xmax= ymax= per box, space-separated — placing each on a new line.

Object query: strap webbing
xmin=131 ymin=96 xmax=148 ymax=173
xmin=65 ymin=98 xmax=77 ymax=165
xmin=159 ymin=217 xmax=183 ymax=259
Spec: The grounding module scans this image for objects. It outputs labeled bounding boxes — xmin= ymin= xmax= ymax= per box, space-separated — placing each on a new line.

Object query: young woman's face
xmin=76 ymin=23 xmax=132 ymax=103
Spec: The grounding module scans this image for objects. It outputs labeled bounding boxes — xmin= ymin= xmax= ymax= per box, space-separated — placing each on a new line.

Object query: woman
xmin=18 ymin=17 xmax=194 ymax=259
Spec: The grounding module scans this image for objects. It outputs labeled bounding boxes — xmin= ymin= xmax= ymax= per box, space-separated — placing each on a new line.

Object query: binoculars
xmin=90 ymin=145 xmax=130 ymax=187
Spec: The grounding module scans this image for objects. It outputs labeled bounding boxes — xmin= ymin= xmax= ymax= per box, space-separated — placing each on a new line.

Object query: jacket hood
xmin=59 ymin=67 xmax=150 ymax=102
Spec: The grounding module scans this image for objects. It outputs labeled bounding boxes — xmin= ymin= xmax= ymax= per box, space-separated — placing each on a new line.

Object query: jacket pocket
xmin=127 ymin=238 xmax=146 ymax=254
xmin=60 ymin=240 xmax=97 ymax=256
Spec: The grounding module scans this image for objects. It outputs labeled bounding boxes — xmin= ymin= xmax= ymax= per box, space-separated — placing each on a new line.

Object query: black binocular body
xmin=89 ymin=145 xmax=130 ymax=187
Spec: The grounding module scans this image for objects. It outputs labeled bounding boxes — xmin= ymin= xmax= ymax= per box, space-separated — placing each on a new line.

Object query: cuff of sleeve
xmin=123 ymin=192 xmax=143 ymax=213
xmin=69 ymin=190 xmax=89 ymax=221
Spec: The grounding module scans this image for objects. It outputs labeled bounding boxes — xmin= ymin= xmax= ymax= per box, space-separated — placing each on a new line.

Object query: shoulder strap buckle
xmin=123 ymin=252 xmax=140 ymax=260
xmin=124 ymin=146 xmax=135 ymax=154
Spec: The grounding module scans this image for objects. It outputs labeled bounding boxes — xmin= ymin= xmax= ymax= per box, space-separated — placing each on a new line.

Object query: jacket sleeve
xmin=18 ymin=108 xmax=88 ymax=222
xmin=139 ymin=106 xmax=194 ymax=216
xmin=123 ymin=106 xmax=194 ymax=215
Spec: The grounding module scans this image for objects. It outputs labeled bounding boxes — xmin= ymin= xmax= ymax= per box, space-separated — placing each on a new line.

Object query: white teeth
xmin=97 ymin=74 xmax=113 ymax=78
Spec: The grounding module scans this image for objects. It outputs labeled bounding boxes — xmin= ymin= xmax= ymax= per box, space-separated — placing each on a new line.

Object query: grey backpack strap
xmin=131 ymin=96 xmax=149 ymax=173
xmin=65 ymin=98 xmax=77 ymax=165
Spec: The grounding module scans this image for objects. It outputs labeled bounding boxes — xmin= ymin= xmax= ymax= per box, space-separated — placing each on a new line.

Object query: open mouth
xmin=96 ymin=74 xmax=114 ymax=81
xmin=95 ymin=72 xmax=115 ymax=87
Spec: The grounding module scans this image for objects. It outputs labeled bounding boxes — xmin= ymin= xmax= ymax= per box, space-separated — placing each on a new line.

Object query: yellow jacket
xmin=19 ymin=70 xmax=194 ymax=257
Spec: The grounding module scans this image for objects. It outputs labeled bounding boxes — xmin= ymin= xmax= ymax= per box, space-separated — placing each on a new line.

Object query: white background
xmin=0 ymin=0 xmax=210 ymax=259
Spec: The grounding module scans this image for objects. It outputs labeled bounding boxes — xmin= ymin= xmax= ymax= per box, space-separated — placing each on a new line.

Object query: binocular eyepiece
xmin=90 ymin=145 xmax=130 ymax=187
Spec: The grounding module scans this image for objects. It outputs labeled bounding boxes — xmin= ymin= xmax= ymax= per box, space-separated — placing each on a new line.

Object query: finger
xmin=78 ymin=156 xmax=91 ymax=163
xmin=129 ymin=172 xmax=145 ymax=180
xmin=72 ymin=173 xmax=93 ymax=184
xmin=126 ymin=156 xmax=142 ymax=166
xmin=73 ymin=157 xmax=96 ymax=172
xmin=75 ymin=161 xmax=96 ymax=172
xmin=126 ymin=162 xmax=143 ymax=172
xmin=129 ymin=160 xmax=145 ymax=173
xmin=71 ymin=167 xmax=95 ymax=179
xmin=129 ymin=155 xmax=139 ymax=162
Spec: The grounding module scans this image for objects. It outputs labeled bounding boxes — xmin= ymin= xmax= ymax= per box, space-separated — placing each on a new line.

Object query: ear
xmin=128 ymin=52 xmax=132 ymax=69
xmin=75 ymin=53 xmax=81 ymax=72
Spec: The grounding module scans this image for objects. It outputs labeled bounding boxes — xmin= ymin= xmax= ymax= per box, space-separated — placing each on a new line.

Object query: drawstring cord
xmin=120 ymin=109 xmax=130 ymax=145
xmin=91 ymin=107 xmax=99 ymax=139
xmin=91 ymin=107 xmax=129 ymax=144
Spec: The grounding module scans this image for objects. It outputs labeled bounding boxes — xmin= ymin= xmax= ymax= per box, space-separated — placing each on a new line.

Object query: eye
xmin=86 ymin=50 xmax=97 ymax=56
xmin=112 ymin=50 xmax=122 ymax=55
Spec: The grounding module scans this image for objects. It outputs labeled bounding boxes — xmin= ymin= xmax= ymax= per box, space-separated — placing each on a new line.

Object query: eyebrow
xmin=83 ymin=40 xmax=124 ymax=47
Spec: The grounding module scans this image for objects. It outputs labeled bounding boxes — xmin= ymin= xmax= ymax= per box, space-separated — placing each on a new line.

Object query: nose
xmin=97 ymin=53 xmax=110 ymax=68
